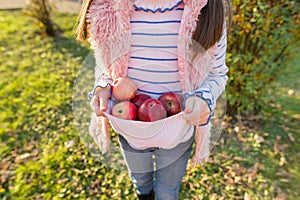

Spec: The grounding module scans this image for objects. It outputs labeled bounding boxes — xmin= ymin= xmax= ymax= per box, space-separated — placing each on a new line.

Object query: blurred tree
xmin=226 ymin=0 xmax=300 ymax=116
xmin=22 ymin=0 xmax=60 ymax=36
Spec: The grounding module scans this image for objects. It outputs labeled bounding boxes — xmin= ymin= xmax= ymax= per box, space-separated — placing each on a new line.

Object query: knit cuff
xmin=183 ymin=90 xmax=214 ymax=126
xmin=87 ymin=78 xmax=113 ymax=100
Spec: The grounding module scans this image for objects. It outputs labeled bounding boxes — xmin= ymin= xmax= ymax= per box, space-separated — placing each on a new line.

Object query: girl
xmin=74 ymin=0 xmax=231 ymax=199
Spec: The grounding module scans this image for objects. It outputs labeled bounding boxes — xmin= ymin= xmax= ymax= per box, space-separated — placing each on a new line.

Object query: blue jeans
xmin=118 ymin=127 xmax=195 ymax=200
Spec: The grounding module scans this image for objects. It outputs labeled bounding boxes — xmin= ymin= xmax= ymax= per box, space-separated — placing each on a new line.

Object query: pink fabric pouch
xmin=102 ymin=99 xmax=192 ymax=150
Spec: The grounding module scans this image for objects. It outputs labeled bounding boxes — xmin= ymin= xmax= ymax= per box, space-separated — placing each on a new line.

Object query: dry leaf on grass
xmin=292 ymin=113 xmax=300 ymax=120
xmin=287 ymin=89 xmax=295 ymax=96
xmin=274 ymin=140 xmax=279 ymax=154
xmin=275 ymin=193 xmax=287 ymax=200
xmin=287 ymin=133 xmax=295 ymax=142
xmin=254 ymin=134 xmax=264 ymax=143
xmin=279 ymin=153 xmax=286 ymax=166
xmin=15 ymin=153 xmax=31 ymax=163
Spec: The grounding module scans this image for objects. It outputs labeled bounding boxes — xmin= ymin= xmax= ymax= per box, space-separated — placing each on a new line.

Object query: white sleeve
xmin=195 ymin=26 xmax=228 ymax=106
xmin=185 ymin=26 xmax=228 ymax=126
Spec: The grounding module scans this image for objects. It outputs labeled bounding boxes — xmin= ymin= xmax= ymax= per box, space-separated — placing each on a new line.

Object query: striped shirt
xmin=127 ymin=0 xmax=185 ymax=99
xmin=122 ymin=0 xmax=197 ymax=149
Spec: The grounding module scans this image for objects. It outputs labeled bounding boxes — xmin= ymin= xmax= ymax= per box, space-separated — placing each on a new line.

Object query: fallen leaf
xmin=255 ymin=162 xmax=265 ymax=170
xmin=57 ymin=178 xmax=69 ymax=184
xmin=254 ymin=134 xmax=264 ymax=143
xmin=0 ymin=162 xmax=10 ymax=171
xmin=287 ymin=133 xmax=295 ymax=142
xmin=234 ymin=176 xmax=242 ymax=183
xmin=238 ymin=166 xmax=247 ymax=174
xmin=280 ymin=178 xmax=289 ymax=183
xmin=280 ymin=125 xmax=289 ymax=132
xmin=292 ymin=114 xmax=300 ymax=120
xmin=279 ymin=154 xmax=286 ymax=166
xmin=226 ymin=176 xmax=234 ymax=186
xmin=234 ymin=126 xmax=240 ymax=133
xmin=260 ymin=183 xmax=269 ymax=189
xmin=31 ymin=149 xmax=39 ymax=157
xmin=263 ymin=132 xmax=269 ymax=137
xmin=64 ymin=140 xmax=74 ymax=148
xmin=244 ymin=192 xmax=251 ymax=200
xmin=282 ymin=111 xmax=288 ymax=115
xmin=274 ymin=140 xmax=279 ymax=154
xmin=1 ymin=170 xmax=13 ymax=183
xmin=276 ymin=170 xmax=294 ymax=178
xmin=220 ymin=152 xmax=232 ymax=159
xmin=233 ymin=156 xmax=246 ymax=161
xmin=202 ymin=175 xmax=211 ymax=181
xmin=15 ymin=153 xmax=31 ymax=163
xmin=24 ymin=142 xmax=35 ymax=151
xmin=280 ymin=144 xmax=289 ymax=151
xmin=275 ymin=194 xmax=287 ymax=200
xmin=248 ymin=169 xmax=257 ymax=183
xmin=287 ymin=89 xmax=295 ymax=96
xmin=72 ymin=168 xmax=83 ymax=174
xmin=270 ymin=103 xmax=281 ymax=108
xmin=276 ymin=135 xmax=282 ymax=141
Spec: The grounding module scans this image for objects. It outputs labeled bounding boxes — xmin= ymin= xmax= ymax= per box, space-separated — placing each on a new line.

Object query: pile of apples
xmin=111 ymin=77 xmax=183 ymax=122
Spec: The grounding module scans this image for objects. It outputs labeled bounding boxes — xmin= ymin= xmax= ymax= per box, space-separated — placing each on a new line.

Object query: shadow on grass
xmin=53 ymin=35 xmax=90 ymax=60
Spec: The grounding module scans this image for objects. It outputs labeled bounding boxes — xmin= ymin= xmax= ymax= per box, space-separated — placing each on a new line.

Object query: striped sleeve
xmin=193 ymin=25 xmax=229 ymax=126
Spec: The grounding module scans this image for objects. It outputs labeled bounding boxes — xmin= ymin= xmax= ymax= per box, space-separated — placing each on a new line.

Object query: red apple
xmin=112 ymin=101 xmax=137 ymax=120
xmin=112 ymin=77 xmax=137 ymax=101
xmin=158 ymin=92 xmax=183 ymax=116
xmin=138 ymin=98 xmax=167 ymax=122
xmin=131 ymin=93 xmax=151 ymax=108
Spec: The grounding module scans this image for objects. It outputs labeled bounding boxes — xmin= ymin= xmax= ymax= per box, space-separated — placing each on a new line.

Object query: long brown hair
xmin=73 ymin=0 xmax=232 ymax=50
xmin=73 ymin=0 xmax=93 ymax=42
xmin=193 ymin=0 xmax=232 ymax=50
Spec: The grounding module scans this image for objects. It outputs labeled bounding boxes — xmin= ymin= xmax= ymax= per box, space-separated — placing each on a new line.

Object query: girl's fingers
xmin=183 ymin=97 xmax=201 ymax=121
xmin=182 ymin=110 xmax=198 ymax=121
xmin=185 ymin=117 xmax=207 ymax=126
xmin=185 ymin=118 xmax=199 ymax=126
xmin=99 ymin=95 xmax=108 ymax=111
xmin=90 ymin=96 xmax=105 ymax=117
xmin=182 ymin=99 xmax=209 ymax=125
xmin=184 ymin=96 xmax=195 ymax=113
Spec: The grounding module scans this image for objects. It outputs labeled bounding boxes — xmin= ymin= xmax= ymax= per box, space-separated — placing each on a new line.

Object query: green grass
xmin=258 ymin=44 xmax=300 ymax=199
xmin=0 ymin=10 xmax=134 ymax=199
xmin=0 ymin=10 xmax=299 ymax=200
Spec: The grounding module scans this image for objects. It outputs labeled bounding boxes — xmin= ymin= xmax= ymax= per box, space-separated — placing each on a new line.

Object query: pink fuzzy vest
xmin=87 ymin=0 xmax=219 ymax=166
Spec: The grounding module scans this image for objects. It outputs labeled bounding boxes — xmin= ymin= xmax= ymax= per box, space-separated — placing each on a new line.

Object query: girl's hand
xmin=90 ymin=86 xmax=111 ymax=117
xmin=182 ymin=96 xmax=211 ymax=126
